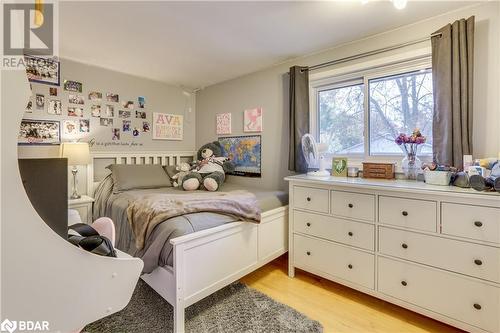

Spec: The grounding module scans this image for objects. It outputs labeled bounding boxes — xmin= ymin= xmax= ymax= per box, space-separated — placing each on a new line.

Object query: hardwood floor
xmin=240 ymin=255 xmax=463 ymax=333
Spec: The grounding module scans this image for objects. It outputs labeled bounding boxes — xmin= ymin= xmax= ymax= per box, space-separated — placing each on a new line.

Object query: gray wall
xmin=18 ymin=58 xmax=197 ymax=195
xmin=18 ymin=57 xmax=196 ymax=159
xmin=196 ymin=2 xmax=499 ymax=191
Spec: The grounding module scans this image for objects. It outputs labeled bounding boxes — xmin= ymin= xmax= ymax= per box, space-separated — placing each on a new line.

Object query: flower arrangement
xmin=395 ymin=129 xmax=426 ymax=179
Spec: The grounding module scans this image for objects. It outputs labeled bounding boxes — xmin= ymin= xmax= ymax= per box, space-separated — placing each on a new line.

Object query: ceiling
xmin=59 ymin=1 xmax=476 ymax=89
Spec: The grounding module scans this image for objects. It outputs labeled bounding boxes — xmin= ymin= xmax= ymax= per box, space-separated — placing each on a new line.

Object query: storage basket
xmin=424 ymin=170 xmax=452 ymax=186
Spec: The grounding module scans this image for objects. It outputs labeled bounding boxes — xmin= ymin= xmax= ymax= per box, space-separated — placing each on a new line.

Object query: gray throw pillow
xmin=107 ymin=164 xmax=172 ymax=193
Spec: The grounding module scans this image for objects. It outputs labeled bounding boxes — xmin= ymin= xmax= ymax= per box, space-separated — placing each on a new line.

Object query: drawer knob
xmin=306 ymin=222 xmax=311 ymax=227
xmin=473 ymin=303 xmax=482 ymax=310
xmin=306 ymin=197 xmax=311 ymax=202
xmin=306 ymin=251 xmax=311 ymax=256
xmin=348 ymin=231 xmax=353 ymax=237
xmin=348 ymin=203 xmax=354 ymax=208
xmin=402 ymin=211 xmax=409 ymax=216
xmin=348 ymin=264 xmax=353 ymax=269
xmin=474 ymin=259 xmax=483 ymax=266
xmin=401 ymin=243 xmax=408 ymax=249
xmin=401 ymin=280 xmax=407 ymax=286
xmin=474 ymin=221 xmax=483 ymax=227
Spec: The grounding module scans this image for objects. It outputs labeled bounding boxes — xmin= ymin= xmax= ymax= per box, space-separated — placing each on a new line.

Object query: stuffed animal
xmin=171 ymin=162 xmax=191 ymax=187
xmin=470 ymin=160 xmax=500 ymax=192
xmin=182 ymin=141 xmax=235 ymax=191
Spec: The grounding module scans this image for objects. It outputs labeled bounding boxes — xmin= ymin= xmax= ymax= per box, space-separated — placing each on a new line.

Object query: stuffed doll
xmin=182 ymin=141 xmax=235 ymax=191
xmin=171 ymin=162 xmax=191 ymax=187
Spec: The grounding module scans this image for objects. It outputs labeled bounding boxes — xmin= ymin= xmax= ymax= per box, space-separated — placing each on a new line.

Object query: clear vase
xmin=402 ymin=154 xmax=421 ymax=180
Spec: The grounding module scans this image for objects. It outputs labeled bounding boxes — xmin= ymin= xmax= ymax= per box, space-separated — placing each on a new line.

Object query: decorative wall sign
xmin=218 ymin=135 xmax=261 ymax=177
xmin=25 ymin=55 xmax=60 ymax=86
xmin=63 ymin=80 xmax=82 ymax=93
xmin=243 ymin=107 xmax=263 ymax=132
xmin=152 ymin=113 xmax=183 ymax=140
xmin=216 ymin=113 xmax=231 ymax=135
xmin=18 ymin=119 xmax=61 ymax=145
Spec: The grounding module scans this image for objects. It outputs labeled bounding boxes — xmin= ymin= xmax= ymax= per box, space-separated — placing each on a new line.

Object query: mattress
xmin=93 ymin=178 xmax=288 ymax=273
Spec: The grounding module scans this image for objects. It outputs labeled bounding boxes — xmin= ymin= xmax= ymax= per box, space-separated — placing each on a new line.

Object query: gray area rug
xmin=83 ymin=279 xmax=323 ymax=333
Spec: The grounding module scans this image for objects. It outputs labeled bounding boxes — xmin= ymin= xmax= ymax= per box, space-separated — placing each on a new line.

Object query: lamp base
xmin=70 ymin=193 xmax=81 ymax=200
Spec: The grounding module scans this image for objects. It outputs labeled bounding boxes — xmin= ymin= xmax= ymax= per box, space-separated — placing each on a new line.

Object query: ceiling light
xmin=361 ymin=0 xmax=369 ymax=5
xmin=392 ymin=0 xmax=407 ymax=10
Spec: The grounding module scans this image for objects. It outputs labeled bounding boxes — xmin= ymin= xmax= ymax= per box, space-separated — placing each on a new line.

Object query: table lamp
xmin=60 ymin=142 xmax=90 ymax=199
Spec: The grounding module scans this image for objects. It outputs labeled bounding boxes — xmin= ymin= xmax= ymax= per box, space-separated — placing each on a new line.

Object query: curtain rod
xmin=305 ymin=32 xmax=442 ymax=72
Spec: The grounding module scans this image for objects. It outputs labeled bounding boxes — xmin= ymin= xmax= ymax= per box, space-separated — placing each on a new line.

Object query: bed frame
xmin=89 ymin=151 xmax=289 ymax=332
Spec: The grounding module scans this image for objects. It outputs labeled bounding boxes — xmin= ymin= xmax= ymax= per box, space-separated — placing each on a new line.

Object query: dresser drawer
xmin=293 ymin=210 xmax=374 ymax=251
xmin=294 ymin=234 xmax=374 ymax=289
xmin=331 ymin=191 xmax=375 ymax=222
xmin=379 ymin=196 xmax=437 ymax=232
xmin=293 ymin=186 xmax=329 ymax=213
xmin=442 ymin=203 xmax=500 ymax=244
xmin=379 ymin=227 xmax=500 ymax=283
xmin=378 ymin=256 xmax=500 ymax=333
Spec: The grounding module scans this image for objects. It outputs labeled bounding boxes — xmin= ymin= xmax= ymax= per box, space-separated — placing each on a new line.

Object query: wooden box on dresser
xmin=285 ymin=175 xmax=500 ymax=333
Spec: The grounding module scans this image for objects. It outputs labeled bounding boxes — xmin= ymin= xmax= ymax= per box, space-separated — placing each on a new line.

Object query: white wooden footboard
xmin=141 ymin=206 xmax=288 ymax=333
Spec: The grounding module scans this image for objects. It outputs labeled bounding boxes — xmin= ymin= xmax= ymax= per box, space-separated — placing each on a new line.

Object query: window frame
xmin=310 ymin=55 xmax=433 ymax=168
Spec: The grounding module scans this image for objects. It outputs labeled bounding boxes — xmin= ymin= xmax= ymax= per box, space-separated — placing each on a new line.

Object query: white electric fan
xmin=301 ymin=134 xmax=330 ymax=177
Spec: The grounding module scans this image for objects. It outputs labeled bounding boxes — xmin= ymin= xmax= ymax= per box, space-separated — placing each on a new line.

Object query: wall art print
xmin=243 ymin=107 xmax=263 ymax=132
xmin=216 ymin=113 xmax=232 ymax=135
xmin=218 ymin=135 xmax=261 ymax=177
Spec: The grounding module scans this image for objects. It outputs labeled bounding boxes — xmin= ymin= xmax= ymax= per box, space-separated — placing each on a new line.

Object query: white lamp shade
xmin=60 ymin=142 xmax=90 ymax=166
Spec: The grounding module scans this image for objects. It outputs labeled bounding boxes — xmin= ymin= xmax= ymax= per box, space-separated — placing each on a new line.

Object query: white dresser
xmin=286 ymin=175 xmax=500 ymax=333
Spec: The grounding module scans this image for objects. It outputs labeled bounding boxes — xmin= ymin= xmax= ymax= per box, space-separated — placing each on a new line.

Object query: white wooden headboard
xmin=88 ymin=150 xmax=197 ymax=195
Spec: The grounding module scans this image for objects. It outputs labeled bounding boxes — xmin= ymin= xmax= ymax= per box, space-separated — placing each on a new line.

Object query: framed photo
xmin=138 ymin=96 xmax=145 ymax=108
xmin=63 ymin=120 xmax=78 ymax=136
xmin=47 ymin=99 xmax=62 ymax=115
xmin=24 ymin=55 xmax=60 ymax=86
xmin=218 ymin=135 xmax=261 ymax=177
xmin=63 ymin=80 xmax=83 ymax=93
xmin=332 ymin=157 xmax=348 ymax=177
xmin=35 ymin=94 xmax=45 ymax=110
xmin=18 ymin=119 xmax=60 ymax=145
xmin=216 ymin=113 xmax=231 ymax=135
xmin=68 ymin=94 xmax=84 ymax=105
xmin=122 ymin=100 xmax=134 ymax=109
xmin=106 ymin=93 xmax=119 ymax=103
xmin=243 ymin=107 xmax=263 ymax=132
xmin=153 ymin=113 xmax=183 ymax=140
xmin=88 ymin=91 xmax=102 ymax=101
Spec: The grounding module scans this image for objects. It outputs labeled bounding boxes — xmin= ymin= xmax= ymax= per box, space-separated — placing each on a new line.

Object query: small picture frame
xmin=18 ymin=119 xmax=61 ymax=145
xmin=332 ymin=157 xmax=348 ymax=177
xmin=24 ymin=55 xmax=60 ymax=86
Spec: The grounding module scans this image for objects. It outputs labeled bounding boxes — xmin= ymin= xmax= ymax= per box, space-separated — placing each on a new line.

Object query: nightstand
xmin=68 ymin=195 xmax=94 ymax=224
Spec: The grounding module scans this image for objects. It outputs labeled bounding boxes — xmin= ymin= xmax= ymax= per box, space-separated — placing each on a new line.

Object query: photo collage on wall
xmin=19 ymin=55 xmax=153 ymax=145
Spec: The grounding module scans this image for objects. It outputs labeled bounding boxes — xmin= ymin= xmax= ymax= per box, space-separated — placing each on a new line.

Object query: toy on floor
xmin=171 ymin=162 xmax=191 ymax=187
xmin=182 ymin=141 xmax=235 ymax=191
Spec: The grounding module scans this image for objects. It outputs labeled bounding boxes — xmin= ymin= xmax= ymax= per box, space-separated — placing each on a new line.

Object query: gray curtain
xmin=431 ymin=16 xmax=474 ymax=168
xmin=288 ymin=66 xmax=310 ymax=173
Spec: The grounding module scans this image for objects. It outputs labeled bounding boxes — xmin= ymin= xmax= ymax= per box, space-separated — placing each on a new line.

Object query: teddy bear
xmin=182 ymin=141 xmax=235 ymax=191
xmin=171 ymin=162 xmax=191 ymax=188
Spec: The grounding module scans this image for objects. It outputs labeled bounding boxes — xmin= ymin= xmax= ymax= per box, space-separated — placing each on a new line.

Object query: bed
xmin=89 ymin=151 xmax=289 ymax=332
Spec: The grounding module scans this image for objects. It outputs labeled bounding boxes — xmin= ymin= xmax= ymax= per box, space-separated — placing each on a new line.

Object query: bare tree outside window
xmin=369 ymin=69 xmax=433 ymax=155
xmin=318 ymin=83 xmax=364 ymax=154
xmin=317 ymin=68 xmax=433 ymax=156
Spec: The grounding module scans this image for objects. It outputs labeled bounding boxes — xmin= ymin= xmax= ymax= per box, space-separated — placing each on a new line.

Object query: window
xmin=369 ymin=69 xmax=433 ymax=156
xmin=318 ymin=82 xmax=364 ymax=155
xmin=312 ymin=58 xmax=433 ymax=160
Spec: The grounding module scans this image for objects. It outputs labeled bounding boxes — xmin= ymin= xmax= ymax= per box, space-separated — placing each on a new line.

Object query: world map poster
xmin=219 ymin=135 xmax=261 ymax=177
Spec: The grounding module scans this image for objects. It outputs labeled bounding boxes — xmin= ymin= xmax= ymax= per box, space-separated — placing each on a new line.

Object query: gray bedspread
xmin=93 ymin=176 xmax=288 ymax=273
